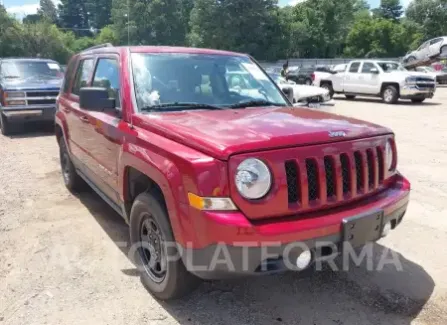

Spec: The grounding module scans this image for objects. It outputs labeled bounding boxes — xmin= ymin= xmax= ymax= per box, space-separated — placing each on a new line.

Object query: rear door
xmin=61 ymin=57 xmax=96 ymax=168
xmin=343 ymin=62 xmax=361 ymax=93
xmin=428 ymin=38 xmax=443 ymax=58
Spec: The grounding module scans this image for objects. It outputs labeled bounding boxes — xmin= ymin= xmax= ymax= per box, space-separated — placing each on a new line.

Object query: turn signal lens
xmin=5 ymin=91 xmax=26 ymax=99
xmin=188 ymin=193 xmax=237 ymax=211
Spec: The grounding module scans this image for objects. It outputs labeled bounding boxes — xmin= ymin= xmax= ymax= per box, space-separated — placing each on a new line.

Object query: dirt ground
xmin=1 ymin=88 xmax=447 ymax=325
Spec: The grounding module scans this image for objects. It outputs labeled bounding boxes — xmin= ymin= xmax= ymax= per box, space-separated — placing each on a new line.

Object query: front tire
xmin=130 ymin=191 xmax=201 ymax=300
xmin=59 ymin=137 xmax=85 ymax=192
xmin=0 ymin=113 xmax=11 ymax=135
xmin=381 ymin=85 xmax=399 ymax=104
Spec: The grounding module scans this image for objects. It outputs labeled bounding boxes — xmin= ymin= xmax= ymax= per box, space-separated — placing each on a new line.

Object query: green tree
xmin=344 ymin=16 xmax=417 ymax=57
xmin=95 ymin=25 xmax=118 ymax=44
xmin=58 ymin=0 xmax=90 ymax=37
xmin=23 ymin=14 xmax=42 ymax=24
xmin=86 ymin=0 xmax=112 ymax=30
xmin=20 ymin=21 xmax=73 ymax=62
xmin=0 ymin=5 xmax=25 ymax=57
xmin=406 ymin=0 xmax=447 ymax=39
xmin=38 ymin=0 xmax=58 ymax=23
xmin=291 ymin=0 xmax=359 ymax=58
xmin=372 ymin=0 xmax=403 ymax=21
xmin=188 ymin=0 xmax=282 ymax=60
xmin=111 ymin=0 xmax=188 ymax=46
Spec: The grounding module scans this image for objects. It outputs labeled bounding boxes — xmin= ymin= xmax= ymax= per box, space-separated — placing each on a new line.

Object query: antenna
xmin=127 ymin=0 xmax=130 ymax=46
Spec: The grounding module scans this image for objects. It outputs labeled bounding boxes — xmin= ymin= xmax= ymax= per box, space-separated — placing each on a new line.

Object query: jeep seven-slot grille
xmin=286 ymin=146 xmax=386 ymax=205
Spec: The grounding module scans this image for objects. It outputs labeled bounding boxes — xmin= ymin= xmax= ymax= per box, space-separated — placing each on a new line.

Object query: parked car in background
xmin=411 ymin=66 xmax=447 ymax=84
xmin=319 ymin=60 xmax=436 ymax=104
xmin=56 ymin=44 xmax=410 ymax=300
xmin=286 ymin=66 xmax=315 ymax=85
xmin=268 ymin=72 xmax=334 ymax=107
xmin=313 ymin=64 xmax=347 ymax=87
xmin=0 ymin=58 xmax=64 ymax=135
xmin=403 ymin=36 xmax=447 ymax=66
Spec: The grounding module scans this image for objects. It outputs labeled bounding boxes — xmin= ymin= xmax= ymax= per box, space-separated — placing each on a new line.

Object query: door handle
xmin=79 ymin=116 xmax=89 ymax=123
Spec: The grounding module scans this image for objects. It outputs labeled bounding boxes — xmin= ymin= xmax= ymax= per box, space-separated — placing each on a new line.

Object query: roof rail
xmin=82 ymin=43 xmax=113 ymax=52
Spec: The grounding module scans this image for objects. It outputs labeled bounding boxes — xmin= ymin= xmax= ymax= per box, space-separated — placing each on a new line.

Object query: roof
xmin=82 ymin=45 xmax=247 ymax=57
xmin=0 ymin=57 xmax=58 ymax=63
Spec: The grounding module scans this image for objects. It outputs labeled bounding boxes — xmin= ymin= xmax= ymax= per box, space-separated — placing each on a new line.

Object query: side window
xmin=361 ymin=62 xmax=376 ymax=73
xmin=419 ymin=41 xmax=429 ymax=50
xmin=92 ymin=58 xmax=120 ymax=107
xmin=72 ymin=59 xmax=94 ymax=95
xmin=62 ymin=59 xmax=77 ymax=93
xmin=430 ymin=38 xmax=442 ymax=45
xmin=349 ymin=62 xmax=360 ymax=73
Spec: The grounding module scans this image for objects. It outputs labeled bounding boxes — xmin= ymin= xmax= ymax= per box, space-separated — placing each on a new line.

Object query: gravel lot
xmin=1 ymin=88 xmax=447 ymax=325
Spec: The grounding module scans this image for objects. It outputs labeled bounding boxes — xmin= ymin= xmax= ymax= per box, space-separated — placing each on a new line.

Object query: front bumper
xmin=0 ymin=105 xmax=56 ymax=122
xmin=181 ymin=175 xmax=410 ymax=279
xmin=400 ymin=84 xmax=435 ymax=98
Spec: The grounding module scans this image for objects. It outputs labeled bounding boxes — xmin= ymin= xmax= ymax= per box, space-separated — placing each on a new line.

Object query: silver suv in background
xmin=404 ymin=36 xmax=447 ymax=66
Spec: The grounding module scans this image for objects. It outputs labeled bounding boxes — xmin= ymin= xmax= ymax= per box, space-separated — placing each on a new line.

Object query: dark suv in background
xmin=0 ymin=58 xmax=64 ymax=135
xmin=286 ymin=66 xmax=315 ymax=85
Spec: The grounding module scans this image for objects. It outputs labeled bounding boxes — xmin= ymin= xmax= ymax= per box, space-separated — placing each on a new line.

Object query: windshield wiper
xmin=3 ymin=75 xmax=21 ymax=79
xmin=140 ymin=102 xmax=225 ymax=112
xmin=227 ymin=100 xmax=286 ymax=109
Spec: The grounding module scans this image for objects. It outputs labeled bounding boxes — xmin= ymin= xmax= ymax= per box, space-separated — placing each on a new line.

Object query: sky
xmin=4 ymin=0 xmax=412 ymax=19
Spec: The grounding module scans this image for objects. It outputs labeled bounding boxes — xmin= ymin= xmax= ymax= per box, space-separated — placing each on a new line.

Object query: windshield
xmin=131 ymin=53 xmax=288 ymax=111
xmin=424 ymin=66 xmax=435 ymax=72
xmin=1 ymin=61 xmax=63 ymax=79
xmin=377 ymin=62 xmax=406 ymax=72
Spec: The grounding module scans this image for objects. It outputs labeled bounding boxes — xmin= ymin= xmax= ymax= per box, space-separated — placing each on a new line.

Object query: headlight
xmin=235 ymin=158 xmax=272 ymax=199
xmin=5 ymin=91 xmax=26 ymax=99
xmin=385 ymin=140 xmax=394 ymax=171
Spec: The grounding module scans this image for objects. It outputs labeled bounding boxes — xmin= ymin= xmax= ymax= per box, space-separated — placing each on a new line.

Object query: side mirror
xmin=370 ymin=68 xmax=379 ymax=74
xmin=79 ymin=87 xmax=116 ymax=112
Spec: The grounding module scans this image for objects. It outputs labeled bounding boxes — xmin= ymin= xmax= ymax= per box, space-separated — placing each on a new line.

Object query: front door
xmin=78 ymin=56 xmax=123 ymax=204
xmin=343 ymin=62 xmax=361 ymax=93
xmin=357 ymin=62 xmax=380 ymax=94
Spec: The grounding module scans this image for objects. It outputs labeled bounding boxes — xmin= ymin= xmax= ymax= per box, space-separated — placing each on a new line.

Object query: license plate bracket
xmin=342 ymin=211 xmax=384 ymax=248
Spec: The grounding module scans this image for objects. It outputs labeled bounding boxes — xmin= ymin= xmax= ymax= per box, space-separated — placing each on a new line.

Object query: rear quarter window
xmin=62 ymin=57 xmax=77 ymax=94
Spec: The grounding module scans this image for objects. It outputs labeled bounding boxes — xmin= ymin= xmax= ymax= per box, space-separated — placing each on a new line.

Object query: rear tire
xmin=345 ymin=95 xmax=356 ymax=100
xmin=305 ymin=78 xmax=312 ymax=85
xmin=440 ymin=46 xmax=447 ymax=58
xmin=130 ymin=191 xmax=201 ymax=300
xmin=411 ymin=98 xmax=425 ymax=103
xmin=59 ymin=137 xmax=86 ymax=192
xmin=0 ymin=113 xmax=11 ymax=136
xmin=381 ymin=85 xmax=399 ymax=104
xmin=320 ymin=83 xmax=334 ymax=98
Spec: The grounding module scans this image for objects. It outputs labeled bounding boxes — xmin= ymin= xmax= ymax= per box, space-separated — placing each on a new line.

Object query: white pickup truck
xmin=319 ymin=60 xmax=436 ymax=104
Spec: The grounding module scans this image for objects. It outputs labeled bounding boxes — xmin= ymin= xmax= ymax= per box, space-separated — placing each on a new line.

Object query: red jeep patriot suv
xmin=55 ymin=44 xmax=410 ymax=300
